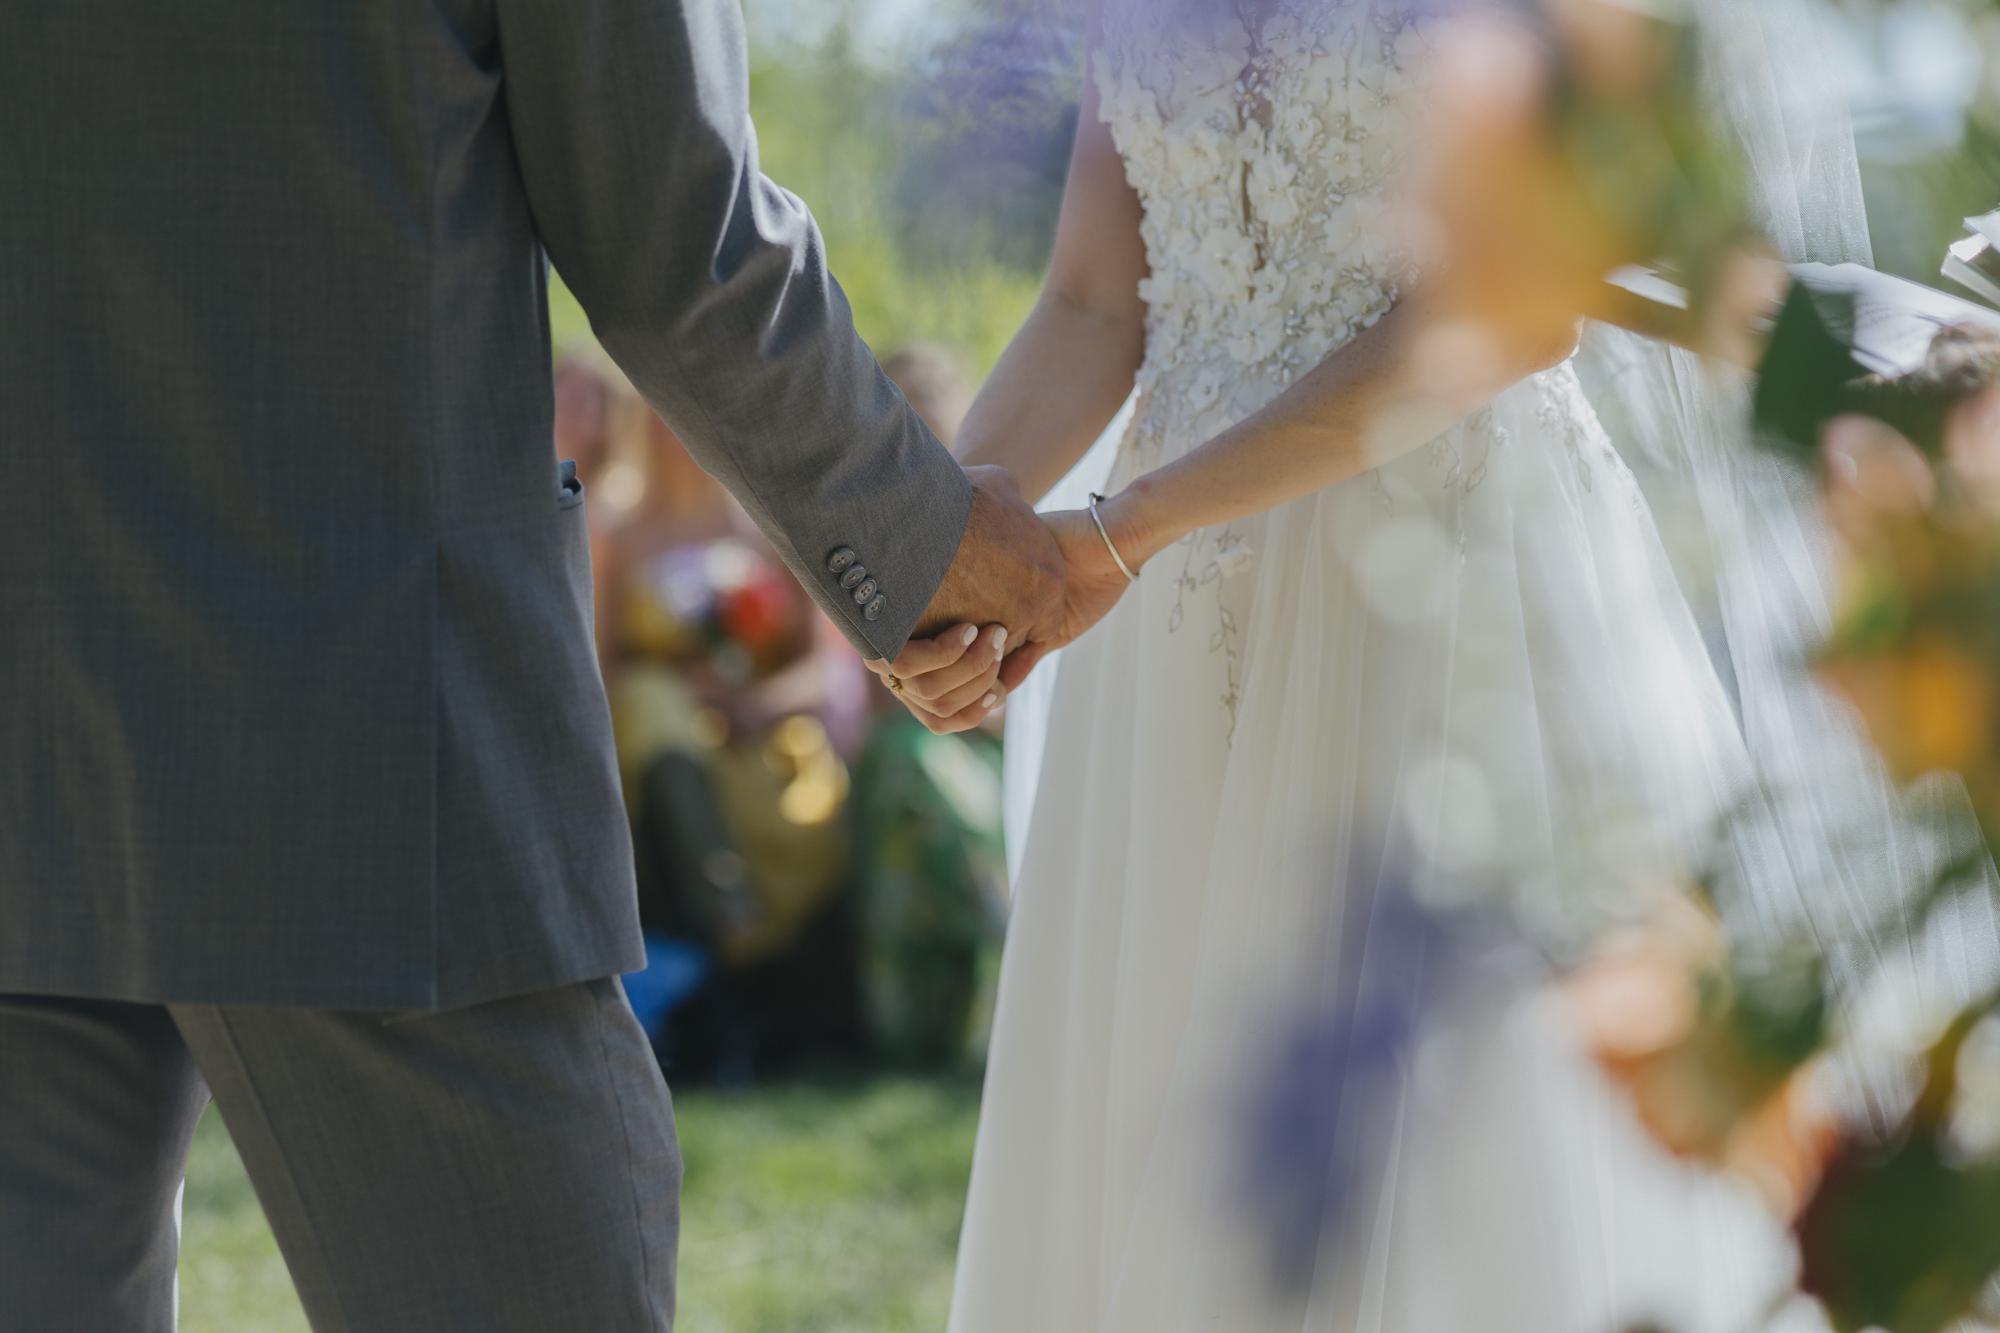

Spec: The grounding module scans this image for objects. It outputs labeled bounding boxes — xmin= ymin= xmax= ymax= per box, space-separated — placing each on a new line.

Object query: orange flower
xmin=1819 ymin=633 xmax=1995 ymax=782
xmin=1562 ymin=897 xmax=1839 ymax=1215
xmin=1723 ymin=1069 xmax=1843 ymax=1222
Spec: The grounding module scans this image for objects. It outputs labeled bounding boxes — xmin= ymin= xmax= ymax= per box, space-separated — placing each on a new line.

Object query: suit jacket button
xmin=839 ymin=564 xmax=868 ymax=591
xmin=852 ymin=578 xmax=878 ymax=604
xmin=827 ymin=547 xmax=857 ymax=575
xmin=864 ymin=595 xmax=886 ymax=622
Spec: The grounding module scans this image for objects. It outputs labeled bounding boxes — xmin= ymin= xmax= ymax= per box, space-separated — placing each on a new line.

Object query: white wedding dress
xmin=948 ymin=3 xmax=1996 ymax=1332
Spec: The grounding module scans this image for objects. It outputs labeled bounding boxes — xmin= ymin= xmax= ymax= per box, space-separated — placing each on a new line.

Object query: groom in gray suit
xmin=0 ymin=2 xmax=1060 ymax=1329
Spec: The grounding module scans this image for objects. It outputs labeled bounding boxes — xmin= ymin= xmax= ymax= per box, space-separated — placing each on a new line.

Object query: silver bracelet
xmin=1087 ymin=492 xmax=1139 ymax=583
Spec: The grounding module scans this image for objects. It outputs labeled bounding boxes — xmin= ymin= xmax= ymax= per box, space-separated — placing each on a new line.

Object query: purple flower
xmin=1237 ymin=861 xmax=1520 ymax=1295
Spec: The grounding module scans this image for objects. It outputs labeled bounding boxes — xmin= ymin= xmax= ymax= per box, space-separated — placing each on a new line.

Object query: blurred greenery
xmin=177 ymin=1074 xmax=982 ymax=1333
xmin=1864 ymin=125 xmax=2000 ymax=282
xmin=672 ymin=1073 xmax=982 ymax=1333
xmin=179 ymin=1109 xmax=313 ymax=1333
xmin=551 ymin=0 xmax=1082 ymax=377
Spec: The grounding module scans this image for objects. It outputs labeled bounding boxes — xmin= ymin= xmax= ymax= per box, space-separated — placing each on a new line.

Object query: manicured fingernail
xmin=992 ymin=628 xmax=1008 ymax=656
xmin=982 ymin=693 xmax=998 ymax=711
xmin=962 ymin=624 xmax=979 ymax=645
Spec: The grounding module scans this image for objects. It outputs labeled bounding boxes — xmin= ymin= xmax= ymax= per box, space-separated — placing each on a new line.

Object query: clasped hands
xmin=863 ymin=466 xmax=1144 ymax=734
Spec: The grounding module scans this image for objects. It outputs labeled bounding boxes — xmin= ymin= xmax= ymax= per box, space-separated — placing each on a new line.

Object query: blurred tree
xmin=892 ymin=2 xmax=1084 ymax=274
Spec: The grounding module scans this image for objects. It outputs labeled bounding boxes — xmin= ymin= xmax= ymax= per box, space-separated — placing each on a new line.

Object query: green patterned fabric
xmin=849 ymin=714 xmax=1009 ymax=1066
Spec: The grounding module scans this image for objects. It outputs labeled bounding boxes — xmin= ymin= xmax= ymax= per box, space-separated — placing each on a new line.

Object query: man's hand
xmin=864 ymin=464 xmax=1065 ymax=734
xmin=915 ymin=466 xmax=1065 ymax=643
xmin=867 ymin=492 xmax=1152 ymax=732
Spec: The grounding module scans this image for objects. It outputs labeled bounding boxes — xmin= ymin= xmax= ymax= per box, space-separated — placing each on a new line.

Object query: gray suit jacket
xmin=0 ymin=0 xmax=972 ymax=1008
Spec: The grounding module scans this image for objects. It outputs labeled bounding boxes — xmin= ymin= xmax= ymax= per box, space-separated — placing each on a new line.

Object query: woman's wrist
xmin=1095 ymin=479 xmax=1175 ymax=572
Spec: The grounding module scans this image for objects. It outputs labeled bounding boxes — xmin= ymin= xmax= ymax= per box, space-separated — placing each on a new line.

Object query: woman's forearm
xmin=1100 ymin=305 xmax=1443 ymax=565
xmin=1098 ymin=295 xmax=1586 ymax=566
xmin=953 ymin=9 xmax=1151 ymax=503
xmin=954 ymin=290 xmax=1145 ymax=503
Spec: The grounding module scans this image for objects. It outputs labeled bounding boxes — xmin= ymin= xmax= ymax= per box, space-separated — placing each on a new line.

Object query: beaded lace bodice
xmin=1093 ymin=0 xmax=1433 ymax=470
xmin=1088 ymin=0 xmax=1628 ymax=731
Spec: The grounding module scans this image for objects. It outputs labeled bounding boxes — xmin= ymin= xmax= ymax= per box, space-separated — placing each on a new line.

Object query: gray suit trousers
xmin=0 ymin=978 xmax=680 ymax=1332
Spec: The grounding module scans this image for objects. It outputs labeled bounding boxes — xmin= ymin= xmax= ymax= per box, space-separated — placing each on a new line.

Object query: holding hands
xmin=867 ymin=621 xmax=1013 ymax=732
xmin=868 ymin=464 xmax=1060 ymax=732
xmin=1021 ymin=499 xmax=1147 ymax=665
xmin=869 ymin=482 xmax=1152 ymax=733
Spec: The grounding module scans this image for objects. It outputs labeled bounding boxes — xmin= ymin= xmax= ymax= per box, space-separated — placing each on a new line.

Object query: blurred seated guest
xmin=552 ymin=348 xmax=649 ymax=682
xmin=605 ymin=345 xmax=1013 ymax=1074
xmin=846 ymin=345 xmax=1011 ymax=1066
xmin=848 ymin=687 xmax=1009 ymax=1066
xmin=553 ymin=347 xmax=618 ymax=483
xmin=882 ymin=343 xmax=975 ymax=448
xmin=600 ymin=399 xmax=872 ymax=1079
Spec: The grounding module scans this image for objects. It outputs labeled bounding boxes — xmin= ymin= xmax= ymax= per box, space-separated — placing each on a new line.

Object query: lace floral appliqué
xmin=1094 ymin=0 xmax=1434 ymax=732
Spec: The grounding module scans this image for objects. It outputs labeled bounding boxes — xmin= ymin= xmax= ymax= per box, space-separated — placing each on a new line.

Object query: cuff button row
xmin=830 ymin=547 xmax=887 ymax=623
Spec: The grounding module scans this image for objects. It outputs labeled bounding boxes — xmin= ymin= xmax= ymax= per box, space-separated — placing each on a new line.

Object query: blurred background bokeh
xmin=176 ymin=1 xmax=2000 ymax=1330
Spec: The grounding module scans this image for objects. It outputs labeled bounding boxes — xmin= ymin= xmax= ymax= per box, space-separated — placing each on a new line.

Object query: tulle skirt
xmin=948 ymin=363 xmax=1849 ymax=1333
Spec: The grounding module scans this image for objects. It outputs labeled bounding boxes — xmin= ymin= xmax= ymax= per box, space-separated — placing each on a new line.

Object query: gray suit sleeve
xmin=494 ymin=0 xmax=971 ymax=659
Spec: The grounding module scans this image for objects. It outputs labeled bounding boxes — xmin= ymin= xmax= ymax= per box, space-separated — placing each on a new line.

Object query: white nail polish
xmin=963 ymin=624 xmax=979 ymax=646
xmin=982 ymin=693 xmax=998 ymax=710
xmin=993 ymin=628 xmax=1008 ymax=656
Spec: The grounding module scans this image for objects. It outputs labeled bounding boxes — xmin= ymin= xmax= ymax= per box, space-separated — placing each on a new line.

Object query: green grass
xmin=674 ymin=1074 xmax=983 ymax=1333
xmin=180 ymin=1108 xmax=314 ymax=1332
xmin=176 ymin=1073 xmax=981 ymax=1333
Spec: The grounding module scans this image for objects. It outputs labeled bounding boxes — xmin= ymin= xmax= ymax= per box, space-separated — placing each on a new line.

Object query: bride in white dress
xmin=873 ymin=2 xmax=1990 ymax=1329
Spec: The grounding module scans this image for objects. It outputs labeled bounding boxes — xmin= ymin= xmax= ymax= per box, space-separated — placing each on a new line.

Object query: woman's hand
xmin=866 ymin=622 xmax=1011 ymax=735
xmin=993 ymin=503 xmax=1146 ymax=689
xmin=1042 ymin=505 xmax=1141 ymax=647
